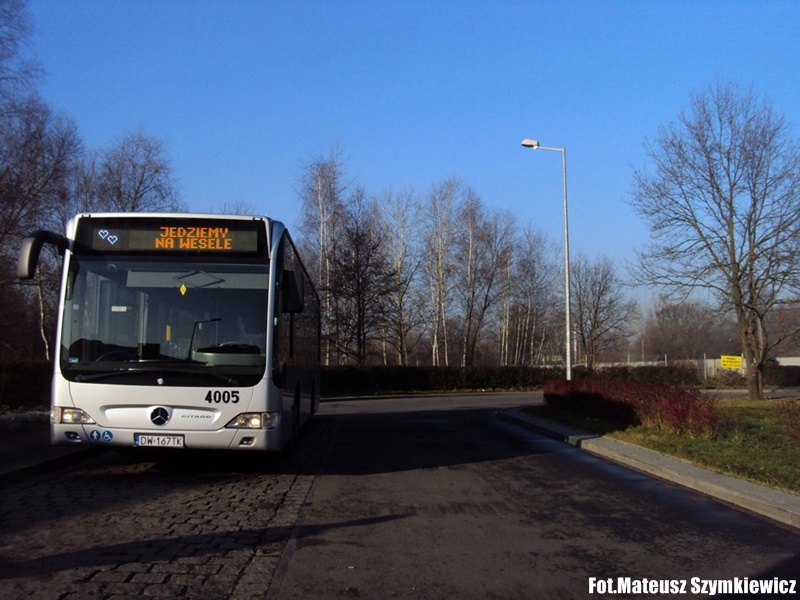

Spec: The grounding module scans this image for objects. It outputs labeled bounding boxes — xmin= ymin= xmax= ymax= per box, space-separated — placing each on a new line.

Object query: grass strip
xmin=524 ymin=398 xmax=800 ymax=494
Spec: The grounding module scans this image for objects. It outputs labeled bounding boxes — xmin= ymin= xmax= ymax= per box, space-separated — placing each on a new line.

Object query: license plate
xmin=134 ymin=433 xmax=185 ymax=448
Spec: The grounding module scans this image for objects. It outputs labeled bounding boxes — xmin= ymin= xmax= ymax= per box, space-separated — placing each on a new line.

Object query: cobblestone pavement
xmin=0 ymin=419 xmax=332 ymax=600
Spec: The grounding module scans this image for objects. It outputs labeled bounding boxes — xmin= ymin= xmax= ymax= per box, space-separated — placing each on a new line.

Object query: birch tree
xmin=376 ymin=187 xmax=425 ymax=365
xmin=423 ymin=177 xmax=462 ymax=366
xmin=455 ymin=196 xmax=515 ymax=366
xmin=298 ymin=147 xmax=347 ymax=365
xmin=501 ymin=226 xmax=560 ymax=366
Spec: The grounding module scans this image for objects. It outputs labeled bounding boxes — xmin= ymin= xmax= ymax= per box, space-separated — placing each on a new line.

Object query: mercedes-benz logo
xmin=150 ymin=407 xmax=171 ymax=426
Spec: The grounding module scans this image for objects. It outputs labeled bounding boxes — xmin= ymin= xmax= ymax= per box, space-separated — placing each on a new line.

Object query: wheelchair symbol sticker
xmin=89 ymin=430 xmax=114 ymax=442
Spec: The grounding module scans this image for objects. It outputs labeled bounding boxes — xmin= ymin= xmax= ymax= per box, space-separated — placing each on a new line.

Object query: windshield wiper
xmin=74 ymin=369 xmax=151 ymax=382
xmin=73 ymin=363 xmax=239 ymax=386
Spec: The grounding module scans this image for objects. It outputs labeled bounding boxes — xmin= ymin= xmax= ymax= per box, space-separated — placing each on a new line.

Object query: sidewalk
xmin=501 ymin=409 xmax=800 ymax=531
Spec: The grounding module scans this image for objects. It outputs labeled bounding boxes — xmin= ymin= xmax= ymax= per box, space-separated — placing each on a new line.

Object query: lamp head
xmin=521 ymin=138 xmax=540 ymax=149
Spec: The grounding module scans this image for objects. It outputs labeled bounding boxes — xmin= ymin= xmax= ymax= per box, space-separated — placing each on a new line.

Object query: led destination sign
xmin=76 ymin=218 xmax=263 ymax=254
xmin=141 ymin=226 xmax=235 ymax=250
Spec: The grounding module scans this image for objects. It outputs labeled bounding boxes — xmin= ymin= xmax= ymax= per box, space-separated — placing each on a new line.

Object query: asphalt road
xmin=1 ymin=392 xmax=798 ymax=599
xmin=274 ymin=394 xmax=800 ymax=599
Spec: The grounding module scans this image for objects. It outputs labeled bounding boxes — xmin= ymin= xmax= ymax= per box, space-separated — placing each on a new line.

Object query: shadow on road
xmin=0 ymin=514 xmax=409 ymax=581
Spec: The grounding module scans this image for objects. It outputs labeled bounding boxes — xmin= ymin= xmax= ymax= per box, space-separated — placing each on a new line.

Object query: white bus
xmin=17 ymin=213 xmax=320 ymax=452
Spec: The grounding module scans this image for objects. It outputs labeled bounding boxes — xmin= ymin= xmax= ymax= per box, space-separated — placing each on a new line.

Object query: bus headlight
xmin=226 ymin=412 xmax=280 ymax=429
xmin=52 ymin=407 xmax=96 ymax=424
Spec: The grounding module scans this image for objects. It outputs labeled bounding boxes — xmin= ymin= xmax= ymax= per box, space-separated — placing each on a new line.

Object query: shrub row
xmin=543 ymin=379 xmax=717 ymax=437
xmin=572 ymin=365 xmax=701 ymax=386
xmin=321 ymin=365 xmax=561 ymax=397
xmin=2 ymin=359 xmax=797 ymax=420
xmin=764 ymin=364 xmax=800 ymax=387
xmin=0 ymin=363 xmax=575 ymax=407
xmin=0 ymin=361 xmax=52 ymax=410
xmin=321 ymin=364 xmax=710 ymax=397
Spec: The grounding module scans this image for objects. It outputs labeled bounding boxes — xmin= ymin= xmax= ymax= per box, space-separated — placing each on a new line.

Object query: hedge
xmin=321 ymin=365 xmax=561 ymax=397
xmin=764 ymin=364 xmax=800 ymax=387
xmin=0 ymin=362 xmax=52 ymax=409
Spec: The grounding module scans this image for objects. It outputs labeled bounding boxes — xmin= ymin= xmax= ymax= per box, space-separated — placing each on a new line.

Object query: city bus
xmin=17 ymin=213 xmax=320 ymax=452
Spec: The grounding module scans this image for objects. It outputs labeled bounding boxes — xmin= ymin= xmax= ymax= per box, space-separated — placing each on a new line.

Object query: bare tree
xmin=0 ymin=98 xmax=80 ymax=360
xmin=769 ymin=307 xmax=800 ymax=357
xmin=1 ymin=5 xmax=188 ymax=361
xmin=297 ymin=147 xmax=347 ymax=365
xmin=95 ymin=129 xmax=184 ymax=212
xmin=638 ymin=295 xmax=738 ymax=361
xmin=501 ymin=225 xmax=560 ymax=366
xmin=423 ymin=176 xmax=463 ymax=366
xmin=455 ymin=195 xmax=515 ymax=366
xmin=0 ymin=0 xmax=40 ymax=110
xmin=571 ymin=254 xmax=638 ymax=371
xmin=0 ymin=97 xmax=80 ymax=250
xmin=1 ymin=0 xmax=78 ymax=246
xmin=62 ymin=149 xmax=100 ymax=218
xmin=376 ymin=187 xmax=425 ymax=365
xmin=0 ymin=1 xmax=77 ymax=361
xmin=631 ymin=81 xmax=800 ymax=399
xmin=213 ymin=199 xmax=256 ymax=215
xmin=329 ymin=188 xmax=395 ymax=365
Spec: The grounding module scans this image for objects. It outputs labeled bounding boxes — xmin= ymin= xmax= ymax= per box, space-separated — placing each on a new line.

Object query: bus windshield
xmin=60 ymin=255 xmax=269 ymax=387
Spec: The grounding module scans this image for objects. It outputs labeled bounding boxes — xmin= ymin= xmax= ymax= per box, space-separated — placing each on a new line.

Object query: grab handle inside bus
xmin=16 ymin=230 xmax=68 ymax=280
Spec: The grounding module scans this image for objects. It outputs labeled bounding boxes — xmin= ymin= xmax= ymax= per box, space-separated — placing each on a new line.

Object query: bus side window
xmin=272 ymin=235 xmax=288 ymax=386
xmin=281 ymin=270 xmax=304 ymax=313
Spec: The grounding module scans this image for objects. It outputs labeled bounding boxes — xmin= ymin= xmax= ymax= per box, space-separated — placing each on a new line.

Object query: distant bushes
xmin=321 ymin=365 xmax=561 ymax=396
xmin=1 ymin=360 xmax=798 ymax=436
xmin=7 ymin=363 xmax=688 ymax=408
xmin=0 ymin=362 xmax=51 ymax=410
xmin=572 ymin=364 xmax=702 ymax=386
xmin=544 ymin=378 xmax=717 ymax=437
xmin=320 ymin=364 xmax=710 ymax=397
xmin=764 ymin=364 xmax=800 ymax=387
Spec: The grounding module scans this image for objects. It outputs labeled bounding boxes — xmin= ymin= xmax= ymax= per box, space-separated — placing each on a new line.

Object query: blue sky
xmin=26 ymin=0 xmax=800 ymax=273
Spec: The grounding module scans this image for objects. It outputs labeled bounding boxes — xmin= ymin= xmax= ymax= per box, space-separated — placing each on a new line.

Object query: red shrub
xmin=544 ymin=379 xmax=716 ymax=437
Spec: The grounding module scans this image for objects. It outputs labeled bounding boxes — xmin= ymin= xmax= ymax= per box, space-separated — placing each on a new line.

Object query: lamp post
xmin=521 ymin=138 xmax=572 ymax=380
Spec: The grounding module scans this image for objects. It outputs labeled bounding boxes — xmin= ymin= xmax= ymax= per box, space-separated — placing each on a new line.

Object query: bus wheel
xmin=302 ymin=382 xmax=315 ymax=432
xmin=281 ymin=392 xmax=301 ymax=457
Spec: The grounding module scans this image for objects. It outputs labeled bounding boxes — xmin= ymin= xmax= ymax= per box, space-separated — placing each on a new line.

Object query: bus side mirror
xmin=16 ymin=230 xmax=68 ymax=280
xmin=281 ymin=270 xmax=304 ymax=313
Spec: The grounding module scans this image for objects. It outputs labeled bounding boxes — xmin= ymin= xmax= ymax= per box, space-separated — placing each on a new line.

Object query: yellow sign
xmin=720 ymin=355 xmax=743 ymax=369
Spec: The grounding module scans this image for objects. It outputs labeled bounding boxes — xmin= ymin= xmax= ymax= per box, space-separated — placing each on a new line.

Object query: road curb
xmin=501 ymin=408 xmax=800 ymax=530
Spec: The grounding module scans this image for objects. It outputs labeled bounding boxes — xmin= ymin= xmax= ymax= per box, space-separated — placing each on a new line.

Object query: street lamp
xmin=521 ymin=138 xmax=572 ymax=380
